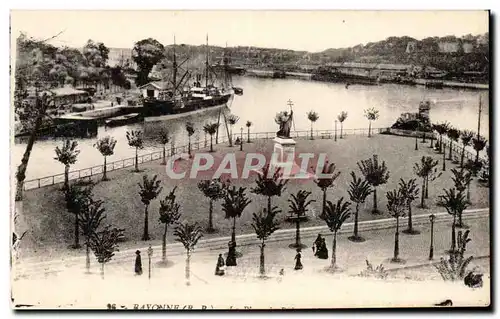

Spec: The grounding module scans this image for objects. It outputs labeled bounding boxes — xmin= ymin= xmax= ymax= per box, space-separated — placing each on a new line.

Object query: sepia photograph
xmin=9 ymin=9 xmax=491 ymax=310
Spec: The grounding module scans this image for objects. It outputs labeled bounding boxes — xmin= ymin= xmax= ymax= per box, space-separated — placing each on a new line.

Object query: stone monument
xmin=271 ymin=102 xmax=296 ymax=178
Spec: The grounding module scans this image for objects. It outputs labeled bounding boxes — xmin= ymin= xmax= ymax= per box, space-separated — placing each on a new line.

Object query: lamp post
xmin=334 ymin=120 xmax=338 ymax=142
xmin=429 ymin=214 xmax=435 ymax=260
xmin=240 ymin=127 xmax=243 ymax=151
xmin=147 ymin=245 xmax=153 ymax=279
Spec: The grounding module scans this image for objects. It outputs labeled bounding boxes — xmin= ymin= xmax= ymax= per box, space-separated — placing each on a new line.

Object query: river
xmin=12 ymin=76 xmax=489 ymax=180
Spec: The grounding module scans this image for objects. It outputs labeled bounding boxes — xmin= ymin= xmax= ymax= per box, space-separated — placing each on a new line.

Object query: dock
xmin=415 ymin=79 xmax=488 ymax=90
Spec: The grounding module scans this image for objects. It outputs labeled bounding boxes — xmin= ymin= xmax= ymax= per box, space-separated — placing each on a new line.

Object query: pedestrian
xmin=294 ymin=249 xmax=303 ymax=270
xmin=313 ymin=234 xmax=322 ymax=257
xmin=215 ymin=253 xmax=225 ymax=276
xmin=317 ymin=237 xmax=329 ymax=260
xmin=135 ymin=250 xmax=143 ymax=275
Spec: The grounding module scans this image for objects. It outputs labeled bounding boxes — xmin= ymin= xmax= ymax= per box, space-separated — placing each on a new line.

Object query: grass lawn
xmin=19 ymin=134 xmax=490 ymax=261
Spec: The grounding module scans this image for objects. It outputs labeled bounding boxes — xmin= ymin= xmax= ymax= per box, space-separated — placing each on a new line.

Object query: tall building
xmin=107 ymin=48 xmax=137 ymax=69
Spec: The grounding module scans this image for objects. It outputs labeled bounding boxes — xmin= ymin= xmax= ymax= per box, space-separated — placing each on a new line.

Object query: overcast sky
xmin=11 ymin=10 xmax=489 ymax=52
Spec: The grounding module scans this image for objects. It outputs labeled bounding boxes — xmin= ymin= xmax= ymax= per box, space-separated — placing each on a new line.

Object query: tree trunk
xmin=231 ymin=217 xmax=236 ymax=245
xmin=310 ymin=122 xmax=313 ymax=140
xmin=259 ymin=242 xmax=265 ymax=276
xmin=135 ymin=147 xmax=139 ymax=172
xmin=142 ymin=205 xmax=150 ymax=241
xmin=267 ymin=196 xmax=272 ymax=217
xmin=15 ymin=96 xmax=48 ymax=201
xmin=407 ymin=203 xmax=413 ymax=231
xmin=74 ymin=213 xmax=80 ymax=248
xmin=331 ymin=232 xmax=337 ymax=269
xmin=295 ymin=219 xmax=301 ymax=247
xmin=185 ymin=251 xmax=191 ymax=286
xmin=368 ymin=121 xmax=372 ymax=137
xmin=208 ymin=200 xmax=214 ymax=231
xmin=322 ymin=189 xmax=327 ymax=217
xmin=247 ymin=127 xmax=251 ymax=143
xmin=162 ymin=224 xmax=167 ymax=262
xmin=102 ymin=156 xmax=108 ymax=181
xmin=425 ymin=176 xmax=429 ymax=199
xmin=229 ymin=126 xmax=233 ymax=147
xmin=439 ymin=135 xmax=443 ymax=153
xmin=475 ymin=149 xmax=480 ymax=164
xmin=188 ymin=136 xmax=192 ymax=157
xmin=394 ymin=217 xmax=400 ymax=260
xmin=85 ymin=239 xmax=90 ymax=273
xmin=340 ymin=123 xmax=343 ymax=138
xmin=372 ymin=187 xmax=378 ymax=213
xmin=100 ymin=262 xmax=105 ymax=279
xmin=161 ymin=145 xmax=166 ymax=165
xmin=461 ymin=145 xmax=466 ymax=167
xmin=210 ymin=135 xmax=214 ymax=152
xmin=451 ymin=215 xmax=457 ymax=253
xmin=420 ymin=178 xmax=425 ymax=207
xmin=354 ymin=203 xmax=359 ymax=237
xmin=442 ymin=147 xmax=446 ymax=171
xmin=449 ymin=140 xmax=453 ymax=160
xmin=64 ymin=164 xmax=70 ymax=190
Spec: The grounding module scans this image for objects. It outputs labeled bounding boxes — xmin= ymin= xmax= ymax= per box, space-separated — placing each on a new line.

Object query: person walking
xmin=294 ymin=249 xmax=303 ymax=270
xmin=215 ymin=254 xmax=225 ymax=276
xmin=135 ymin=250 xmax=143 ymax=275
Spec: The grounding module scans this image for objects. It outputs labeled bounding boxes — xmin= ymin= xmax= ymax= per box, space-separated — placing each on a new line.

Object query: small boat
xmin=233 ymin=87 xmax=243 ymax=95
xmin=105 ymin=113 xmax=140 ymax=127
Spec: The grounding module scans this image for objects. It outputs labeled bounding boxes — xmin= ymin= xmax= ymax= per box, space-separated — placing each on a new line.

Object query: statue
xmin=275 ymin=110 xmax=293 ymax=138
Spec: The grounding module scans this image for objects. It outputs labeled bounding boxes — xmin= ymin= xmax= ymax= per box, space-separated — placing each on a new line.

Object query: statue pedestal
xmin=270 ymin=137 xmax=297 ymax=179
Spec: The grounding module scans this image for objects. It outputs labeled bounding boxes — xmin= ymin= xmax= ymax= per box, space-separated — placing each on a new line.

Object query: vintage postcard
xmin=10 ymin=10 xmax=490 ymax=310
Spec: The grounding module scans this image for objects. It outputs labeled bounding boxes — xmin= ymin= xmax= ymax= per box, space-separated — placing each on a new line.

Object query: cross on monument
xmin=287 ymin=99 xmax=296 ymax=131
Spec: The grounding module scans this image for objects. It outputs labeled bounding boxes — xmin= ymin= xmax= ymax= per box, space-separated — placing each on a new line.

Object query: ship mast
xmin=173 ymin=35 xmax=177 ymax=94
xmin=205 ymin=34 xmax=209 ymax=88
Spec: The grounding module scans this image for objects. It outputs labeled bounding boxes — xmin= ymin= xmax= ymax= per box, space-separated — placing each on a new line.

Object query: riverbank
xmin=17 ymin=134 xmax=490 ymax=260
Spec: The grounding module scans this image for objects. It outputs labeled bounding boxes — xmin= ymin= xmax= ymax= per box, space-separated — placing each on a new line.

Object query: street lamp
xmin=334 ymin=120 xmax=338 ymax=142
xmin=147 ymin=245 xmax=153 ymax=279
xmin=429 ymin=214 xmax=435 ymax=260
xmin=240 ymin=127 xmax=243 ymax=151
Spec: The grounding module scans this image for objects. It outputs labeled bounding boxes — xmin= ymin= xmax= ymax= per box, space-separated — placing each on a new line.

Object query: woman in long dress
xmin=135 ymin=250 xmax=143 ymax=275
xmin=313 ymin=234 xmax=322 ymax=257
xmin=317 ymin=238 xmax=329 ymax=260
xmin=294 ymin=249 xmax=303 ymax=270
xmin=215 ymin=254 xmax=225 ymax=276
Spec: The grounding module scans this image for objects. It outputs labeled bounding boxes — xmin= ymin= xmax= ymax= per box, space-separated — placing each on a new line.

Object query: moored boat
xmin=105 ymin=113 xmax=141 ymax=127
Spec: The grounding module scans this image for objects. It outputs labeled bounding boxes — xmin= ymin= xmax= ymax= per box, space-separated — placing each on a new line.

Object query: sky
xmin=10 ymin=10 xmax=489 ymax=52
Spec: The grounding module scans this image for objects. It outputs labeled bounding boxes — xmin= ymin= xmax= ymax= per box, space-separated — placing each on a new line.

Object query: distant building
xmin=108 ymin=48 xmax=137 ymax=69
xmin=438 ymin=41 xmax=459 ymax=53
xmin=406 ymin=41 xmax=417 ymax=54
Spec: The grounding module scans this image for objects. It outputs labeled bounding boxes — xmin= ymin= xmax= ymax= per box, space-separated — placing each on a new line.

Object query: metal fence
xmin=24 ymin=126 xmax=483 ymax=191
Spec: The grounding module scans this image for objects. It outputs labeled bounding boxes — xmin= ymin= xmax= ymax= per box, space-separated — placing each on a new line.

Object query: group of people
xmin=312 ymin=234 xmax=329 ymax=260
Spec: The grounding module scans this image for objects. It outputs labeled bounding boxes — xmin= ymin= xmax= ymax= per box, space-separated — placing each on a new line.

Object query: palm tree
xmin=246 ymin=121 xmax=253 ymax=143
xmin=158 ymin=187 xmax=182 ymax=264
xmin=446 ymin=127 xmax=461 ymax=161
xmin=126 ymin=130 xmax=144 ymax=172
xmin=451 ymin=167 xmax=473 ymax=225
xmin=439 ymin=188 xmax=469 ymax=254
xmin=185 ymin=122 xmax=195 ymax=158
xmin=226 ymin=114 xmax=240 ymax=147
xmin=174 ymin=221 xmax=203 ymax=286
xmin=197 ymin=178 xmax=225 ymax=233
xmin=399 ymin=178 xmax=420 ymax=235
xmin=347 ymin=172 xmax=373 ymax=242
xmin=307 ymin=111 xmax=319 ymax=140
xmin=79 ymin=198 xmax=107 ymax=273
xmin=203 ymin=123 xmax=219 ymax=152
xmin=413 ymin=156 xmax=441 ymax=208
xmin=434 ymin=122 xmax=450 ymax=154
xmin=386 ymin=188 xmax=406 ymax=263
xmin=65 ymin=184 xmax=93 ymax=249
xmin=321 ymin=198 xmax=351 ymax=271
xmin=54 ymin=139 xmax=80 ymax=190
xmin=364 ymin=107 xmax=379 ymax=137
xmin=314 ymin=161 xmax=341 ymax=216
xmin=288 ymin=190 xmax=315 ymax=248
xmin=472 ymin=135 xmax=487 ymax=165
xmin=357 ymin=155 xmax=390 ymax=214
xmin=89 ymin=226 xmax=124 ymax=279
xmin=337 ymin=111 xmax=348 ymax=138
xmin=138 ymin=175 xmax=163 ymax=241
xmin=158 ymin=129 xmax=170 ymax=165
xmin=251 ymin=207 xmax=280 ymax=276
xmin=459 ymin=130 xmax=475 ymax=167
xmin=94 ymin=136 xmax=117 ymax=181
xmin=221 ymin=184 xmax=252 ymax=246
xmin=252 ymin=165 xmax=288 ymax=215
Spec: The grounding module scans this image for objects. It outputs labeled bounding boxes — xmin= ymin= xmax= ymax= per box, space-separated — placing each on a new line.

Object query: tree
xmin=158 ymin=129 xmax=170 ymax=165
xmin=252 ymin=165 xmax=288 ymax=216
xmin=126 ymin=130 xmax=144 ymax=172
xmin=174 ymin=221 xmax=203 ymax=286
xmin=185 ymin=122 xmax=195 ymax=158
xmin=246 ymin=121 xmax=253 ymax=143
xmin=337 ymin=111 xmax=348 ymax=138
xmin=357 ymin=155 xmax=390 ymax=214
xmin=347 ymin=172 xmax=373 ymax=242
xmin=320 ymin=198 xmax=351 ymax=270
xmin=89 ymin=226 xmax=124 ymax=279
xmin=64 ymin=183 xmax=94 ymax=249
xmin=435 ymin=230 xmax=474 ymax=281
xmin=158 ymin=187 xmax=182 ymax=264
xmin=450 ymin=167 xmax=473 ymax=225
xmin=386 ymin=188 xmax=406 ymax=263
xmin=226 ymin=114 xmax=239 ymax=147
xmin=288 ymin=190 xmax=315 ymax=248
xmin=399 ymin=178 xmax=420 ymax=235
xmin=197 ymin=178 xmax=225 ymax=233
xmin=446 ymin=127 xmax=461 ymax=160
xmin=472 ymin=135 xmax=487 ymax=165
xmin=413 ymin=156 xmax=441 ymax=208
xmin=459 ymin=130 xmax=475 ymax=167
xmin=314 ymin=161 xmax=341 ymax=216
xmin=221 ymin=184 xmax=252 ymax=246
xmin=132 ymin=38 xmax=165 ymax=86
xmin=203 ymin=123 xmax=219 ymax=152
xmin=94 ymin=136 xmax=117 ymax=181
xmin=251 ymin=207 xmax=280 ymax=276
xmin=79 ymin=198 xmax=107 ymax=273
xmin=439 ymin=188 xmax=469 ymax=254
xmin=307 ymin=111 xmax=319 ymax=140
xmin=138 ymin=174 xmax=163 ymax=241
xmin=364 ymin=107 xmax=379 ymax=137
xmin=54 ymin=139 xmax=80 ymax=191
xmin=434 ymin=122 xmax=450 ymax=154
